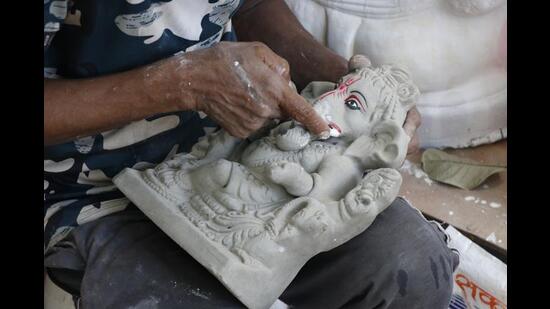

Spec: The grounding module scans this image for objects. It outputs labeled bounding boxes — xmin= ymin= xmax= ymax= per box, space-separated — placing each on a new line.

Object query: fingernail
xmin=288 ymin=81 xmax=297 ymax=91
xmin=318 ymin=131 xmax=330 ymax=140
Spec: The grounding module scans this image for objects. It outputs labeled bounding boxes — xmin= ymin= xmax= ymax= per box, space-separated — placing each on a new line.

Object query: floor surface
xmin=399 ymin=140 xmax=507 ymax=252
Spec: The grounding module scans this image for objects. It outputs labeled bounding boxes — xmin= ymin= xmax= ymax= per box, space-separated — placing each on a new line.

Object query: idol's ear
xmin=345 ymin=120 xmax=409 ymax=169
xmin=348 ymin=55 xmax=372 ymax=72
xmin=369 ymin=121 xmax=409 ymax=169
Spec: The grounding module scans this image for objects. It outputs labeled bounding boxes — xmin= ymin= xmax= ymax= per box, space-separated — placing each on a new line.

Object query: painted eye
xmin=345 ymin=99 xmax=361 ymax=110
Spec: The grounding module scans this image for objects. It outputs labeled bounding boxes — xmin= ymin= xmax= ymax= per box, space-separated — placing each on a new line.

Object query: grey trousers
xmin=45 ymin=197 xmax=459 ymax=309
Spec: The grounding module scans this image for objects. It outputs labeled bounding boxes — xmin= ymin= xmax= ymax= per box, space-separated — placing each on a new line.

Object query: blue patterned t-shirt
xmin=44 ymin=0 xmax=243 ymax=250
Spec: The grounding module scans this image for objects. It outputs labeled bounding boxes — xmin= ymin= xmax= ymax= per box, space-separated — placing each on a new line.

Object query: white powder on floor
xmin=400 ymin=160 xmax=433 ymax=185
xmin=486 ymin=232 xmax=497 ymax=243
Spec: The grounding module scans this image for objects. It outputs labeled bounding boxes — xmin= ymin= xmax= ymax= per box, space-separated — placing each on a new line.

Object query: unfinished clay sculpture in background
xmin=113 ymin=55 xmax=419 ymax=309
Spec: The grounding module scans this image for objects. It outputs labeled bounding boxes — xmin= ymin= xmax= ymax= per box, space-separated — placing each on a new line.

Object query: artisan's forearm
xmin=44 ymin=60 xmax=190 ymax=145
xmin=234 ymin=0 xmax=347 ymax=89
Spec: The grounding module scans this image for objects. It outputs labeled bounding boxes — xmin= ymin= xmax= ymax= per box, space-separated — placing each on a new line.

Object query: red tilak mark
xmin=318 ymin=89 xmax=336 ymax=101
xmin=328 ymin=122 xmax=342 ymax=134
xmin=338 ymin=84 xmax=347 ymax=92
xmin=318 ymin=77 xmax=360 ymax=102
xmin=344 ymin=77 xmax=359 ymax=87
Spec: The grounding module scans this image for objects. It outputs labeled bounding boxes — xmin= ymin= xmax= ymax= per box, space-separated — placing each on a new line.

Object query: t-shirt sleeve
xmin=44 ymin=0 xmax=69 ymax=50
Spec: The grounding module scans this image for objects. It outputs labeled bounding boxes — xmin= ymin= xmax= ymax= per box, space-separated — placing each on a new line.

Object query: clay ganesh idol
xmin=113 ymin=55 xmax=420 ymax=309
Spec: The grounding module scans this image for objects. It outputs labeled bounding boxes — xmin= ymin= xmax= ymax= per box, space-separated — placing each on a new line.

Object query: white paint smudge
xmin=481 ymin=200 xmax=487 ymax=204
xmin=486 ymin=232 xmax=497 ymax=243
xmin=191 ymin=288 xmax=209 ymax=300
xmin=465 ymin=196 xmax=475 ymax=201
xmin=400 ymin=160 xmax=433 ymax=185
xmin=329 ymin=127 xmax=341 ymax=137
xmin=449 ymin=211 xmax=454 ymax=216
xmin=490 ymin=202 xmax=502 ymax=208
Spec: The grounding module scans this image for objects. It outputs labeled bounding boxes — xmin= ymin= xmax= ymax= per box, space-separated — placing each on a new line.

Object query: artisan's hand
xmin=234 ymin=0 xmax=348 ymax=90
xmin=403 ymin=107 xmax=422 ymax=154
xmin=155 ymin=41 xmax=329 ymax=139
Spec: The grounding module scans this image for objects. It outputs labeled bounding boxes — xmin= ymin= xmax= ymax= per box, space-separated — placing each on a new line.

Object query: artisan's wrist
xmin=138 ymin=56 xmax=199 ymax=114
xmin=298 ymin=49 xmax=348 ymax=84
xmin=320 ymin=52 xmax=348 ymax=82
xmin=289 ymin=41 xmax=348 ymax=89
xmin=234 ymin=0 xmax=348 ymax=87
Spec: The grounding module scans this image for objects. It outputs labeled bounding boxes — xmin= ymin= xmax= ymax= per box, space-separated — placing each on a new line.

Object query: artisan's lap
xmin=281 ymin=197 xmax=459 ymax=309
xmin=44 ymin=198 xmax=458 ymax=309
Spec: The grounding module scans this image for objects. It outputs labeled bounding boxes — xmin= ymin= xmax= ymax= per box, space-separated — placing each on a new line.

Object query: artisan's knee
xmin=355 ymin=197 xmax=460 ymax=309
xmin=282 ymin=197 xmax=459 ymax=309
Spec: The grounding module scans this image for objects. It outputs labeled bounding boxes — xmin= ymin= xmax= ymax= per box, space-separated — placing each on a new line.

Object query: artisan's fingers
xmin=279 ymin=89 xmax=329 ymax=136
xmin=252 ymin=42 xmax=292 ymax=81
xmin=272 ymin=60 xmax=291 ymax=82
xmin=263 ymin=55 xmax=291 ymax=82
xmin=403 ymin=107 xmax=421 ymax=138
